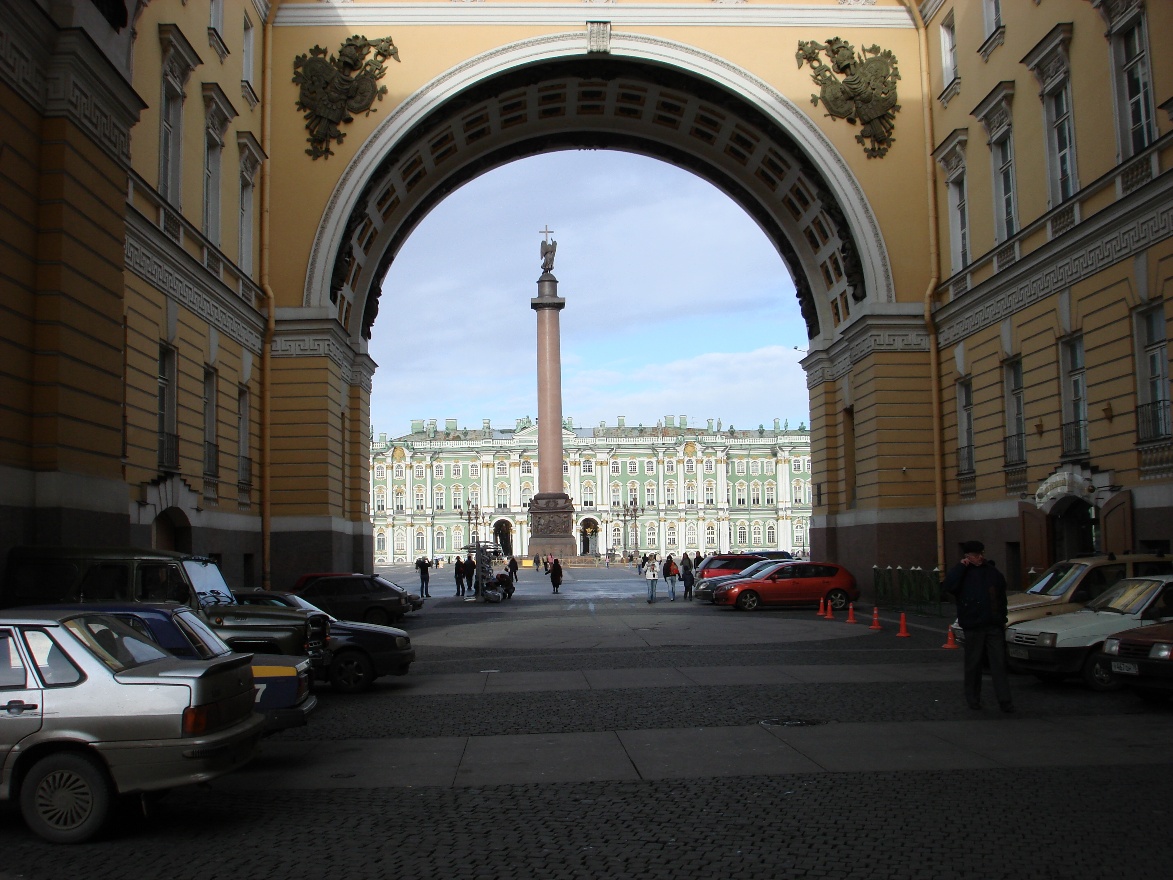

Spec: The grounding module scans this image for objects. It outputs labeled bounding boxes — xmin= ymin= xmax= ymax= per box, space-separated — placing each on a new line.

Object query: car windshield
xmin=64 ymin=614 xmax=170 ymax=672
xmin=373 ymin=576 xmax=405 ymax=594
xmin=1086 ymin=578 xmax=1166 ymax=615
xmin=172 ymin=610 xmax=232 ymax=659
xmin=1025 ymin=562 xmax=1088 ymax=596
xmin=184 ymin=559 xmax=237 ymax=606
xmin=737 ymin=560 xmax=779 ymax=579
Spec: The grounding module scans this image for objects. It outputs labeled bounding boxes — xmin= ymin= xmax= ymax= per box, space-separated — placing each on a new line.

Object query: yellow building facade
xmin=0 ymin=0 xmax=1169 ymax=592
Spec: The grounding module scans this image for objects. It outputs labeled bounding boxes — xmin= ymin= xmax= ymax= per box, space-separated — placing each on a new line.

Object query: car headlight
xmin=1103 ymin=639 xmax=1120 ymax=655
xmin=1150 ymin=643 xmax=1173 ymax=661
xmin=1036 ymin=632 xmax=1057 ymax=649
xmin=395 ymin=636 xmax=410 ymax=649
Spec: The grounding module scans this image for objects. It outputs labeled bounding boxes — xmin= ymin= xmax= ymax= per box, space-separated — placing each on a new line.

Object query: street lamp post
xmin=613 ymin=499 xmax=644 ymax=564
xmin=464 ymin=502 xmax=491 ymax=596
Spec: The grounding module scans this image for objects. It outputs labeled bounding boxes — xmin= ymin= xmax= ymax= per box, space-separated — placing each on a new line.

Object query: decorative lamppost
xmin=614 ymin=499 xmax=644 ymax=562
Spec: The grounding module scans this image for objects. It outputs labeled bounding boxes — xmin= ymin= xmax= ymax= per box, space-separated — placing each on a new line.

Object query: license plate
xmin=1110 ymin=661 xmax=1139 ymax=675
xmin=1008 ymin=646 xmax=1029 ymax=659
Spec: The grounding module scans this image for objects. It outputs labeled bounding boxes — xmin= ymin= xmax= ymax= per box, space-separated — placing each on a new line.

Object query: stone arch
xmin=303 ymin=32 xmax=894 ymax=348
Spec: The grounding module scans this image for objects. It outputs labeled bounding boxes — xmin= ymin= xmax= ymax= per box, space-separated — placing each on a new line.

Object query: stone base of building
xmin=527 ymin=493 xmax=577 ymax=560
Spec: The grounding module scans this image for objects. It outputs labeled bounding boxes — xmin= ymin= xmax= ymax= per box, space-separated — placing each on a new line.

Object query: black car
xmin=234 ymin=591 xmax=415 ymax=693
xmin=291 ymin=573 xmax=422 ymax=622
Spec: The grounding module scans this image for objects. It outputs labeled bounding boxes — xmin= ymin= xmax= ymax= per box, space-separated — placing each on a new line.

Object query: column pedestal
xmin=527 ymin=493 xmax=577 ymax=559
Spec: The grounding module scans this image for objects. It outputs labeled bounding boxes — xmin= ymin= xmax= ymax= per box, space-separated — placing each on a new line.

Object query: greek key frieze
xmin=125 ymin=228 xmax=263 ymax=352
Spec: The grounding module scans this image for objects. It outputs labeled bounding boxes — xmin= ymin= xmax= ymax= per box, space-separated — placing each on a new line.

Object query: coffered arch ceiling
xmin=306 ymin=35 xmax=894 ymax=348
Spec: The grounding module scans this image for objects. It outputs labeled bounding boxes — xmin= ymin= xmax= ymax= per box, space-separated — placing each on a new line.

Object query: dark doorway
xmin=154 ymin=508 xmax=192 ymax=553
xmin=580 ymin=519 xmax=599 ymax=556
xmin=1051 ymin=497 xmax=1096 ymax=560
xmin=493 ymin=520 xmax=513 ymax=557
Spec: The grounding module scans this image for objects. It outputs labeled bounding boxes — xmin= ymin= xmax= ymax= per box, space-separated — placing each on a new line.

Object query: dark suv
xmin=290 ymin=573 xmax=418 ymax=625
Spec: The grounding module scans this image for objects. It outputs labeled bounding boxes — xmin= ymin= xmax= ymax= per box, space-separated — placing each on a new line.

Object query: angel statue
xmin=540 ymin=237 xmax=557 ymax=273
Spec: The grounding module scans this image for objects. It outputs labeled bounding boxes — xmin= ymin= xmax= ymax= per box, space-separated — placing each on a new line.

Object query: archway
xmin=579 ymin=518 xmax=600 ymax=557
xmin=1052 ymin=497 xmax=1097 ymax=561
xmin=153 ymin=507 xmax=192 ymax=554
xmin=493 ymin=520 xmax=514 ymax=557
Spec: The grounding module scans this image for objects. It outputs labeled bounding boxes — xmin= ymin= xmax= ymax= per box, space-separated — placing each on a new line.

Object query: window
xmin=611 ymin=461 xmax=620 ymax=475
xmin=765 ymin=483 xmax=775 ymax=505
xmin=1004 ymin=359 xmax=1026 ymax=465
xmin=646 ymin=523 xmax=657 ymax=546
xmin=1061 ymin=336 xmax=1088 ymax=455
xmin=452 ymin=463 xmax=463 ymax=478
xmin=957 ymin=380 xmax=974 ymax=473
xmin=434 ymin=487 xmax=444 ymax=510
xmin=469 ymin=489 xmax=479 ymax=508
xmin=375 ymin=532 xmax=386 ymax=552
xmin=469 ymin=463 xmax=479 ymax=478
xmin=394 ymin=489 xmax=404 ymax=512
xmin=147 ymin=347 xmax=171 ymax=465
xmin=202 ymin=368 xmax=218 ymax=477
xmin=667 ymin=524 xmax=677 ymax=547
xmin=581 ymin=459 xmax=593 ymax=474
xmin=496 ymin=485 xmax=508 ymax=508
xmin=704 ymin=481 xmax=715 ymax=505
xmin=705 ymin=524 xmax=716 ymax=546
xmin=686 ymin=523 xmax=697 ymax=546
xmin=611 ymin=483 xmax=621 ymax=506
xmin=940 ymin=15 xmax=958 ymax=88
xmin=752 ymin=524 xmax=762 ymax=545
xmin=735 ymin=483 xmax=747 ymax=506
xmin=751 ymin=483 xmax=761 ymax=505
xmin=736 ymin=524 xmax=747 ymax=545
xmin=433 ymin=463 xmax=444 ymax=479
xmin=665 ymin=482 xmax=676 ymax=506
xmin=628 ymin=483 xmax=638 ymax=506
xmin=203 ymin=126 xmax=222 ymax=243
xmin=735 ymin=460 xmax=746 ymax=476
xmin=685 ymin=481 xmax=696 ymax=504
xmin=242 ymin=15 xmax=255 ymax=90
xmin=645 ymin=485 xmax=656 ymax=506
xmin=1049 ymin=86 xmax=1076 ymax=203
xmin=582 ymin=483 xmax=594 ymax=507
xmin=766 ymin=524 xmax=776 ymax=545
xmin=627 ymin=460 xmax=638 ymax=474
xmin=612 ymin=526 xmax=622 ymax=547
xmin=993 ymin=134 xmax=1017 ymax=240
xmin=453 ymin=486 xmax=463 ymax=510
xmin=562 ymin=461 xmax=569 ymax=475
xmin=375 ymin=489 xmax=386 ymax=512
xmin=521 ymin=485 xmax=532 ymax=508
xmin=495 ymin=461 xmax=507 ymax=476
xmin=684 ymin=458 xmax=695 ymax=474
xmin=394 ymin=463 xmax=404 ymax=479
xmin=1137 ymin=307 xmax=1170 ymax=442
xmin=414 ymin=464 xmax=425 ymax=479
xmin=415 ymin=530 xmax=425 ymax=551
xmin=764 ymin=461 xmax=775 ymax=475
xmin=237 ymin=140 xmax=259 ymax=275
xmin=236 ymin=386 xmax=250 ymax=485
xmin=983 ymin=0 xmax=1002 ymax=36
xmin=644 ymin=460 xmax=655 ymax=475
xmin=374 ymin=465 xmax=385 ymax=480
xmin=749 ymin=460 xmax=761 ymax=476
xmin=664 ymin=459 xmax=675 ymax=474
xmin=1114 ymin=16 xmax=1155 ymax=158
xmin=951 ymin=172 xmax=969 ymax=269
xmin=793 ymin=479 xmax=804 ymax=499
xmin=395 ymin=529 xmax=405 ymax=553
xmin=434 ymin=529 xmax=445 ymax=552
xmin=414 ymin=487 xmax=425 ymax=510
xmin=704 ymin=458 xmax=714 ymax=474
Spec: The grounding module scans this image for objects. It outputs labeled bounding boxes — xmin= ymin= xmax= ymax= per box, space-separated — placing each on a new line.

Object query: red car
xmin=695 ymin=554 xmax=766 ymax=580
xmin=712 ymin=562 xmax=858 ymax=611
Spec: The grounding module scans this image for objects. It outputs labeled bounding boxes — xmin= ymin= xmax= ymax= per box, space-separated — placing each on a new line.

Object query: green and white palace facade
xmin=370 ymin=417 xmax=812 ymax=564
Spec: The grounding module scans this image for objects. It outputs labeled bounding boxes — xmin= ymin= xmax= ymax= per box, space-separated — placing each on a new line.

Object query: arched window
xmin=644 ymin=484 xmax=656 ymax=506
xmin=393 ymin=463 xmax=404 ymax=479
xmin=685 ymin=458 xmax=695 ymax=474
xmin=495 ymin=461 xmax=508 ymax=476
xmin=496 ymin=484 xmax=508 ymax=508
xmin=736 ymin=483 xmax=747 ymax=505
xmin=750 ymin=482 xmax=761 ymax=505
xmin=644 ymin=459 xmax=655 ymax=474
xmin=704 ymin=458 xmax=715 ymax=473
xmin=646 ymin=523 xmax=658 ymax=546
xmin=452 ymin=463 xmax=462 ymax=478
xmin=394 ymin=489 xmax=404 ymax=512
xmin=469 ymin=463 xmax=480 ymax=478
xmin=793 ymin=479 xmax=803 ymax=499
xmin=627 ymin=460 xmax=638 ymax=474
xmin=765 ymin=482 xmax=775 ymax=505
xmin=581 ymin=459 xmax=594 ymax=474
xmin=375 ymin=489 xmax=385 ymax=511
xmin=469 ymin=489 xmax=479 ymax=507
xmin=766 ymin=524 xmax=776 ymax=544
xmin=735 ymin=460 xmax=746 ymax=475
xmin=582 ymin=483 xmax=594 ymax=507
xmin=628 ymin=483 xmax=639 ymax=506
xmin=750 ymin=460 xmax=761 ymax=475
xmin=765 ymin=461 xmax=775 ymax=475
xmin=665 ymin=481 xmax=676 ymax=506
xmin=375 ymin=531 xmax=386 ymax=552
xmin=453 ymin=526 xmax=464 ymax=547
xmin=685 ymin=481 xmax=696 ymax=504
xmin=705 ymin=523 xmax=716 ymax=545
xmin=522 ymin=484 xmax=532 ymax=508
xmin=704 ymin=481 xmax=715 ymax=505
xmin=414 ymin=463 xmax=425 ymax=479
xmin=521 ymin=460 xmax=532 ymax=475
xmin=752 ymin=523 xmax=762 ymax=545
xmin=686 ymin=523 xmax=697 ymax=546
xmin=414 ymin=529 xmax=425 ymax=551
xmin=394 ymin=528 xmax=406 ymax=553
xmin=434 ymin=529 xmax=446 ymax=551
xmin=611 ymin=482 xmax=621 ymax=506
xmin=375 ymin=465 xmax=385 ymax=480
xmin=434 ymin=487 xmax=445 ymax=510
xmin=737 ymin=524 xmax=748 ymax=544
xmin=667 ymin=524 xmax=677 ymax=546
xmin=612 ymin=526 xmax=622 ymax=546
xmin=665 ymin=458 xmax=676 ymax=474
xmin=414 ymin=487 xmax=425 ymax=510
xmin=611 ymin=460 xmax=621 ymax=475
xmin=453 ymin=486 xmax=464 ymax=510
xmin=433 ymin=463 xmax=444 ymax=479
xmin=562 ymin=461 xmax=569 ymax=475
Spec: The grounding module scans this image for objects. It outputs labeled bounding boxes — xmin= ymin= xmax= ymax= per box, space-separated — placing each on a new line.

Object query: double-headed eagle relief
xmin=293 ymin=35 xmax=399 ymax=159
xmin=797 ymin=38 xmax=900 ymax=159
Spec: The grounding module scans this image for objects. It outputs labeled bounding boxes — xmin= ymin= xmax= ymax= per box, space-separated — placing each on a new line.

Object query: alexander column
xmin=527 ymin=228 xmax=577 ymax=560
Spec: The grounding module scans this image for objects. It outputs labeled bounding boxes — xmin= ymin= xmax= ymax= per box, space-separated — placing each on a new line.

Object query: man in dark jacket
xmin=942 ymin=540 xmax=1014 ymax=712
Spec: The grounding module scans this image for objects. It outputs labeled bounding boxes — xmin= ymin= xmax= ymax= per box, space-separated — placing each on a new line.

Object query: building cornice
xmin=275 ymin=3 xmax=913 ymax=28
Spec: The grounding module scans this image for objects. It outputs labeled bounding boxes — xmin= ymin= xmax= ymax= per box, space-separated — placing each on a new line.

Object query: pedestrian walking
xmin=550 ymin=558 xmax=563 ymax=594
xmin=466 ymin=553 xmax=477 ymax=597
xmin=663 ymin=554 xmax=679 ymax=601
xmin=942 ymin=540 xmax=1014 ymax=713
xmin=508 ymin=555 xmax=519 ymax=583
xmin=454 ymin=556 xmax=466 ymax=596
xmin=693 ymin=551 xmax=703 ymax=571
xmin=544 ymin=553 xmax=553 ymax=573
xmin=415 ymin=556 xmax=432 ymax=598
xmin=681 ymin=553 xmax=694 ymax=600
xmin=644 ymin=554 xmax=658 ymax=604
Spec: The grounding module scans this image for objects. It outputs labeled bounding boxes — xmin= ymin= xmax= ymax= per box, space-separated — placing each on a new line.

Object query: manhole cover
xmin=759 ymin=718 xmax=828 ymax=728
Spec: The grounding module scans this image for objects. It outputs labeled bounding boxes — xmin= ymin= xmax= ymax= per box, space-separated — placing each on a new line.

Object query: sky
xmin=368 ymin=149 xmax=812 ymax=440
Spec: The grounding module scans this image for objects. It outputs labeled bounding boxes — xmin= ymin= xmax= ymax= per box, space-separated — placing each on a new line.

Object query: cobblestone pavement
xmin=1 ymin=566 xmax=1170 ymax=879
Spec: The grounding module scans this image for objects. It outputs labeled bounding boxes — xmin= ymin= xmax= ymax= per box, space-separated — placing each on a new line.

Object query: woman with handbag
xmin=644 ymin=554 xmax=659 ymax=604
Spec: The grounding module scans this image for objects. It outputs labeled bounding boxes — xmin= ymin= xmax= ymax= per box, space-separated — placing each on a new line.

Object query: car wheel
xmin=825 ymin=589 xmax=849 ymax=611
xmin=20 ymin=752 xmax=113 ymax=844
xmin=735 ymin=591 xmax=760 ymax=611
xmin=1082 ymin=650 xmax=1122 ymax=692
xmin=364 ymin=608 xmax=389 ymax=626
xmin=330 ymin=651 xmax=375 ymax=693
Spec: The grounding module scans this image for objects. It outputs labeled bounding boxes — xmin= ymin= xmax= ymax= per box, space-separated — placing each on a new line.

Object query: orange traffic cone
xmin=896 ymin=612 xmax=911 ymax=638
xmin=845 ymin=603 xmax=857 ymax=624
xmin=942 ymin=628 xmax=959 ymax=649
xmin=869 ymin=606 xmax=882 ymax=631
xmin=825 ymin=601 xmax=835 ymax=620
xmin=817 ymin=597 xmax=825 ymax=617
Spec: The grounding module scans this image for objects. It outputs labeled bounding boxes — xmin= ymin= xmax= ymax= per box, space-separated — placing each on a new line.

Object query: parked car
xmin=1005 ymin=576 xmax=1173 ymax=690
xmin=292 ymin=572 xmax=422 ymax=619
xmin=1101 ymin=621 xmax=1173 ymax=701
xmin=0 ymin=609 xmax=264 ymax=843
xmin=948 ymin=553 xmax=1173 ymax=644
xmin=694 ymin=559 xmax=790 ymax=602
xmin=2 ymin=547 xmax=330 ymax=668
xmin=234 ymin=590 xmax=415 ymax=692
xmin=713 ymin=562 xmax=859 ymax=611
xmin=27 ymin=603 xmax=317 ymax=733
xmin=694 ymin=554 xmax=766 ymax=581
xmin=745 ymin=550 xmax=794 ymax=560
